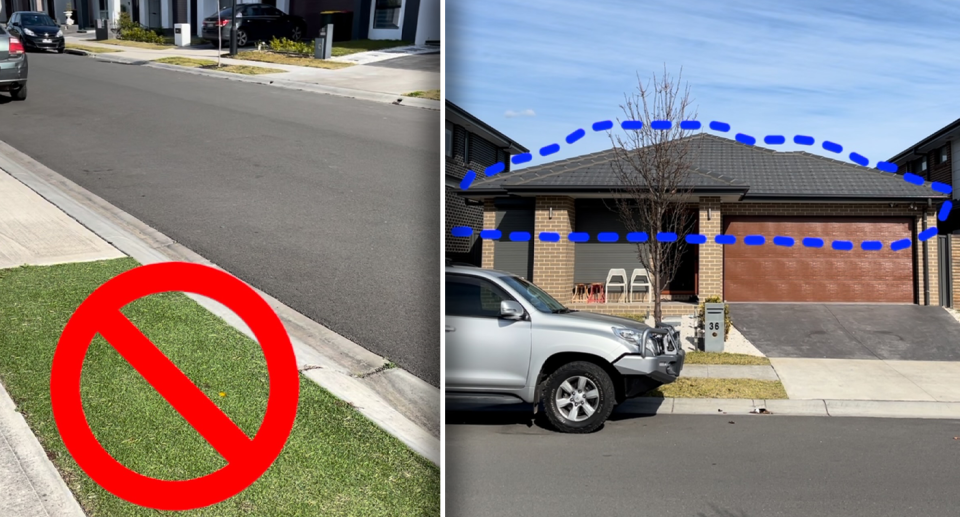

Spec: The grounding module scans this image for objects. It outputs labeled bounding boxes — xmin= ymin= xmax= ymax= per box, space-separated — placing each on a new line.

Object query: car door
xmin=240 ymin=5 xmax=264 ymax=41
xmin=260 ymin=6 xmax=284 ymax=40
xmin=6 ymin=14 xmax=20 ymax=37
xmin=445 ymin=273 xmax=533 ymax=390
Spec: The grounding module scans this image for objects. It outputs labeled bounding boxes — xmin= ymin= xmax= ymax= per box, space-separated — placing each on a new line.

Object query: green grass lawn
xmin=403 ymin=90 xmax=440 ymax=101
xmin=684 ymin=351 xmax=770 ymax=365
xmin=235 ymin=51 xmax=353 ymax=69
xmin=0 ymin=259 xmax=438 ymax=516
xmin=154 ymin=56 xmax=286 ymax=75
xmin=101 ymin=38 xmax=174 ymax=50
xmin=65 ymin=43 xmax=122 ymax=53
xmin=643 ymin=378 xmax=788 ymax=399
xmin=332 ymin=39 xmax=412 ymax=57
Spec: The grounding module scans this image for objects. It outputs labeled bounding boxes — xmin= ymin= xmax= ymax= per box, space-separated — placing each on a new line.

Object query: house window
xmin=939 ymin=146 xmax=948 ymax=165
xmin=463 ymin=133 xmax=471 ymax=164
xmin=914 ymin=157 xmax=927 ymax=173
xmin=446 ymin=129 xmax=452 ymax=157
xmin=373 ymin=0 xmax=402 ymax=29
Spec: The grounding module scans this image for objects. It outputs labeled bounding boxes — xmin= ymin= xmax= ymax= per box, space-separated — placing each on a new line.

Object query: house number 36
xmin=708 ymin=322 xmax=720 ymax=331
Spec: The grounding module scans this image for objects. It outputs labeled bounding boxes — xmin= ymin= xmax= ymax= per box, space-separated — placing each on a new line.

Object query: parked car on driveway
xmin=0 ymin=26 xmax=28 ymax=101
xmin=4 ymin=12 xmax=64 ymax=54
xmin=445 ymin=263 xmax=685 ymax=433
xmin=202 ymin=4 xmax=308 ymax=48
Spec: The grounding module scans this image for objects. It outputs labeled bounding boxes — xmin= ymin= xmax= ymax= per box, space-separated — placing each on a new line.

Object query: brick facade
xmin=697 ymin=197 xmax=723 ymax=299
xmin=445 ymin=123 xmax=512 ymax=262
xmin=492 ymin=197 xmax=944 ymax=306
xmin=532 ymin=197 xmax=576 ymax=302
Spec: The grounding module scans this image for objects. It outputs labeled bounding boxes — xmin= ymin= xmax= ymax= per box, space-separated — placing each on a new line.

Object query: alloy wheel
xmin=554 ymin=376 xmax=600 ymax=422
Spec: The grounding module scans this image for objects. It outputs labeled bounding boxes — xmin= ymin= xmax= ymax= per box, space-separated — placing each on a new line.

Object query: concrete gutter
xmin=0 ymin=139 xmax=439 ymax=466
xmin=64 ymin=50 xmax=439 ymax=110
xmin=616 ymin=397 xmax=960 ymax=419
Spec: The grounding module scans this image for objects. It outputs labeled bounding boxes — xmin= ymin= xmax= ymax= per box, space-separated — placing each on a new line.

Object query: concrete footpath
xmin=617 ymin=397 xmax=960 ymax=420
xmin=63 ymin=36 xmax=440 ymax=107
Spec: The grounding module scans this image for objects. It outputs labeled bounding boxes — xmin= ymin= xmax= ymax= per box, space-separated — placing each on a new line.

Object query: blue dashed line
xmin=484 ymin=162 xmax=505 ymax=176
xmin=540 ymin=143 xmax=560 ymax=156
xmin=593 ymin=120 xmax=613 ymax=131
xmin=566 ymin=128 xmax=586 ymax=144
xmin=919 ymin=227 xmax=938 ymax=241
xmin=710 ymin=121 xmax=730 ymax=132
xmin=822 ymin=140 xmax=842 ymax=153
xmin=456 ymin=116 xmax=950 ymax=250
xmin=598 ymin=232 xmax=619 ymax=242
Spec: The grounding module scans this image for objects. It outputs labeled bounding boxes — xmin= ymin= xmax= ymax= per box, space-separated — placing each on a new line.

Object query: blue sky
xmin=446 ymin=0 xmax=960 ymax=169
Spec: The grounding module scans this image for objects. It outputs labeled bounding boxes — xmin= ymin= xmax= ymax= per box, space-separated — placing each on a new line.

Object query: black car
xmin=4 ymin=12 xmax=64 ymax=54
xmin=202 ymin=4 xmax=307 ymax=48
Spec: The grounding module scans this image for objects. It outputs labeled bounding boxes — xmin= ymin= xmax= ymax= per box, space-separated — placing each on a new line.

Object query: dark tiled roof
xmin=471 ymin=134 xmax=941 ymax=199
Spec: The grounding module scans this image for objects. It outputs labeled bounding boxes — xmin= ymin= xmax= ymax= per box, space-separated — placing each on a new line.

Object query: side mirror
xmin=500 ymin=300 xmax=525 ymax=320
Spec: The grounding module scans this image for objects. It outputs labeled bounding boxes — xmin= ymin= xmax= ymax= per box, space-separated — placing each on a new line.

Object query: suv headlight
xmin=24 ymin=28 xmax=36 ymax=36
xmin=57 ymin=30 xmax=64 ymax=37
xmin=613 ymin=328 xmax=658 ymax=356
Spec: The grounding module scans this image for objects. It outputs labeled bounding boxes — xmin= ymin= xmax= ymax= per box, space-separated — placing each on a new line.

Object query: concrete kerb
xmin=0 ymin=139 xmax=440 ymax=466
xmin=66 ymin=51 xmax=440 ymax=110
xmin=615 ymin=397 xmax=960 ymax=420
xmin=0 ymin=380 xmax=86 ymax=517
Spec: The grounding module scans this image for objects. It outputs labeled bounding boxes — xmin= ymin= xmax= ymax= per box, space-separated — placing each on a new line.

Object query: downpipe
xmin=923 ymin=199 xmax=931 ymax=306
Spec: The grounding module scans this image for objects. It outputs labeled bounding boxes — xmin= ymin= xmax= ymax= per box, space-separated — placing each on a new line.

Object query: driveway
xmin=728 ymin=304 xmax=960 ymax=361
xmin=366 ymin=53 xmax=440 ymax=72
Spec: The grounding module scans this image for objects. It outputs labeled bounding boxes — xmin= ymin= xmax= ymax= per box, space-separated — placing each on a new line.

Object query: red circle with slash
xmin=50 ymin=262 xmax=299 ymax=511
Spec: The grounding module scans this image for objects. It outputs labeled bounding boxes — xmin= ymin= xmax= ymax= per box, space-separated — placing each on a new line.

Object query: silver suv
xmin=446 ymin=264 xmax=685 ymax=433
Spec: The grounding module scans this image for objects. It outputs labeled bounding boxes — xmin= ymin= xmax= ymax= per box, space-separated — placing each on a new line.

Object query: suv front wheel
xmin=542 ymin=361 xmax=616 ymax=433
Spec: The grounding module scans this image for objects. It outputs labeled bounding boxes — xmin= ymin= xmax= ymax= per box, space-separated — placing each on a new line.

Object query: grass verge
xmin=235 ymin=51 xmax=353 ymax=69
xmin=65 ymin=43 xmax=122 ymax=53
xmin=101 ymin=38 xmax=173 ymax=50
xmin=332 ymin=39 xmax=412 ymax=57
xmin=0 ymin=259 xmax=438 ymax=516
xmin=684 ymin=351 xmax=770 ymax=365
xmin=403 ymin=90 xmax=440 ymax=101
xmin=642 ymin=378 xmax=788 ymax=399
xmin=154 ymin=56 xmax=285 ymax=75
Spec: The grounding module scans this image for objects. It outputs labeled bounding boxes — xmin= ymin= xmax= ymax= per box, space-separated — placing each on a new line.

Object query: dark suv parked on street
xmin=202 ymin=4 xmax=308 ymax=48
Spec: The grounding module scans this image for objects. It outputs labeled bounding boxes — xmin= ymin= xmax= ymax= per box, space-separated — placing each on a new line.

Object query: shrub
xmin=269 ymin=36 xmax=312 ymax=55
xmin=696 ymin=295 xmax=731 ymax=341
xmin=116 ymin=12 xmax=165 ymax=44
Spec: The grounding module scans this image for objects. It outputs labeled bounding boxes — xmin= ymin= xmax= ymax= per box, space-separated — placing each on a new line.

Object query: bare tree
xmin=607 ymin=68 xmax=700 ymax=325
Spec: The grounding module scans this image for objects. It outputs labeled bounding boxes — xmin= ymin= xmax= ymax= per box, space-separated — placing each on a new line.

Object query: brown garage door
xmin=724 ymin=216 xmax=914 ymax=303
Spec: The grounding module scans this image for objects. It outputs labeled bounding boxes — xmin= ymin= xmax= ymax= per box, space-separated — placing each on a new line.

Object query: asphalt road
xmin=0 ymin=53 xmax=440 ymax=385
xmin=447 ymin=410 xmax=960 ymax=516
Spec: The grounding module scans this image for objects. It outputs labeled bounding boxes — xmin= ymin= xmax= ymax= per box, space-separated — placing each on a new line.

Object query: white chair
xmin=629 ymin=268 xmax=651 ymax=303
xmin=605 ymin=269 xmax=628 ymax=303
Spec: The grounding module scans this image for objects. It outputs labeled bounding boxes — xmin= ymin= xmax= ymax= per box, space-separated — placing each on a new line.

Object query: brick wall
xmin=481 ymin=199 xmax=496 ymax=269
xmin=445 ymin=122 xmax=511 ymax=259
xmin=723 ymin=202 xmax=939 ymax=306
xmin=532 ymin=197 xmax=576 ymax=302
xmin=953 ymin=234 xmax=960 ymax=307
xmin=698 ymin=197 xmax=723 ymax=299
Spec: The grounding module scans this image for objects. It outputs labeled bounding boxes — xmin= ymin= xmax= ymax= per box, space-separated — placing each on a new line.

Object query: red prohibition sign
xmin=50 ymin=262 xmax=300 ymax=511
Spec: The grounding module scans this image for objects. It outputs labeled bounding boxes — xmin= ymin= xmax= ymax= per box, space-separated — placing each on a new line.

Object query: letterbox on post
xmin=314 ymin=23 xmax=333 ymax=59
xmin=703 ymin=303 xmax=725 ymax=352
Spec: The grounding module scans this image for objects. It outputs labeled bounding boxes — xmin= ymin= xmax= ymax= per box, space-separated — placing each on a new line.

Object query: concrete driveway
xmin=728 ymin=304 xmax=960 ymax=361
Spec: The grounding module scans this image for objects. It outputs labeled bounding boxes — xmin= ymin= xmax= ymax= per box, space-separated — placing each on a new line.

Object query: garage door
xmin=724 ymin=216 xmax=914 ymax=303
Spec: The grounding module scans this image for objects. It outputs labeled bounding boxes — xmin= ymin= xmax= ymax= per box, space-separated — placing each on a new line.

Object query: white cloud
xmin=505 ymin=109 xmax=536 ymax=118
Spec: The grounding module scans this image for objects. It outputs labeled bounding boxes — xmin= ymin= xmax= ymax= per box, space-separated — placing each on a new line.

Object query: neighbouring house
xmin=77 ymin=0 xmax=438 ymax=45
xmin=889 ymin=117 xmax=960 ymax=308
xmin=458 ymin=133 xmax=950 ymax=314
xmin=446 ymin=100 xmax=528 ymax=266
xmin=1 ymin=0 xmax=60 ymax=24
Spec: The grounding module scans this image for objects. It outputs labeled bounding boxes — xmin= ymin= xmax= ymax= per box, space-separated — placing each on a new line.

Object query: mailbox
xmin=314 ymin=23 xmax=333 ymax=59
xmin=174 ymin=23 xmax=190 ymax=47
xmin=703 ymin=303 xmax=725 ymax=352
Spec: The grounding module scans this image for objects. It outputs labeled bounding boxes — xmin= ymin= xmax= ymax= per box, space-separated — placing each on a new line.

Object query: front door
xmin=147 ymin=0 xmax=160 ymax=27
xmin=445 ymin=274 xmax=532 ymax=390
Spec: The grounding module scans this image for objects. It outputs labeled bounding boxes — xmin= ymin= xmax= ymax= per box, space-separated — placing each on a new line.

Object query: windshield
xmin=500 ymin=276 xmax=569 ymax=314
xmin=21 ymin=14 xmax=58 ymax=26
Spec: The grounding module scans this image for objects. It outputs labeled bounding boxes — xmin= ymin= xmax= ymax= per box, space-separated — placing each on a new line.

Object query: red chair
xmin=586 ymin=283 xmax=605 ymax=303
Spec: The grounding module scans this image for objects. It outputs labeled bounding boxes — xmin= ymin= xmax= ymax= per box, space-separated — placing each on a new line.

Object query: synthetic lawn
xmin=643 ymin=378 xmax=788 ymax=399
xmin=154 ymin=56 xmax=285 ymax=75
xmin=684 ymin=351 xmax=771 ymax=365
xmin=0 ymin=258 xmax=438 ymax=516
xmin=235 ymin=51 xmax=353 ymax=69
xmin=403 ymin=90 xmax=440 ymax=101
